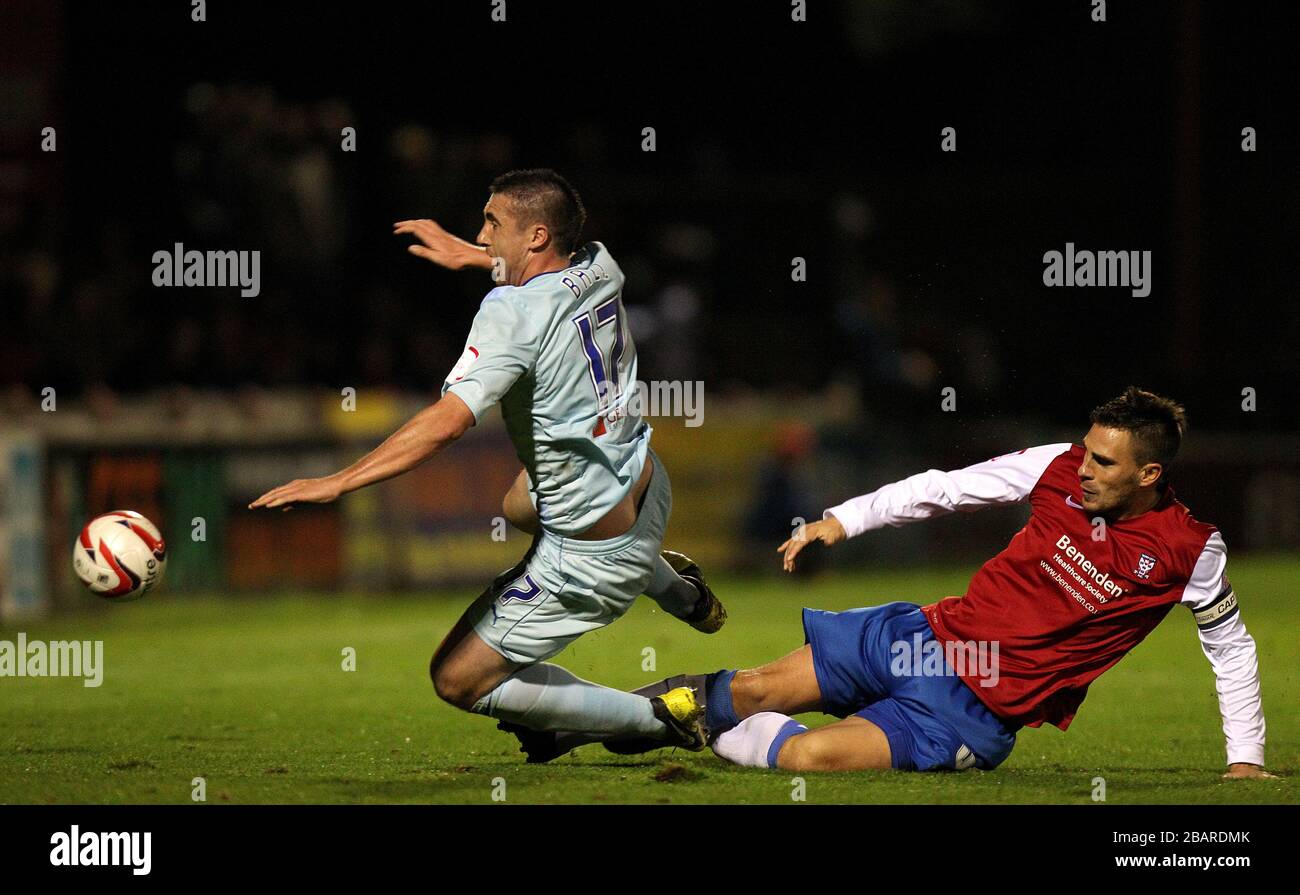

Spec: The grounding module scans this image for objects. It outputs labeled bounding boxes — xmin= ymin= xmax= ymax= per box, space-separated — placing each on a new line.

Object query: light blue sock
xmin=644 ymin=555 xmax=700 ymax=619
xmin=473 ymin=663 xmax=666 ymax=737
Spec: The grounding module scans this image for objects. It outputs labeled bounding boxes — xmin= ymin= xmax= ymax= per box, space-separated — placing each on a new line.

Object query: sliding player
xmin=252 ymin=169 xmax=723 ymax=752
xmin=522 ymin=388 xmax=1272 ymax=779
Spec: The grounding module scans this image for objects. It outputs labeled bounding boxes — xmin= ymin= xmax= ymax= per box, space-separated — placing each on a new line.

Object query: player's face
xmin=1077 ymin=425 xmax=1158 ymax=516
xmin=476 ymin=194 xmax=534 ymax=283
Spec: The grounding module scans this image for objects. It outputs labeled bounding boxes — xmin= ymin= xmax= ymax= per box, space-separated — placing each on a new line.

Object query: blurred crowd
xmin=2 ymin=83 xmax=1007 ymax=431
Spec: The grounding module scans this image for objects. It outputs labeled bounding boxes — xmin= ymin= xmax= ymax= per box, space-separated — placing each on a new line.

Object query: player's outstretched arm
xmin=248 ymin=393 xmax=476 ymax=511
xmin=393 ymin=218 xmax=494 ymax=271
xmin=1180 ymin=534 xmax=1275 ymax=780
xmin=779 ymin=443 xmax=1073 ymax=571
xmin=1199 ymin=603 xmax=1276 ymax=778
xmin=824 ymin=442 xmax=1073 ymax=539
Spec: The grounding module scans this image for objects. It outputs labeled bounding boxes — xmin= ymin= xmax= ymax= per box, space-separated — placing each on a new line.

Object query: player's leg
xmin=712 ymin=713 xmax=892 ymax=771
xmin=429 ymin=585 xmax=523 ymax=709
xmin=681 ymin=644 xmax=825 ymax=740
xmin=433 ymin=521 xmax=697 ymax=746
xmin=706 ymin=606 xmax=928 ymax=740
xmin=643 ymin=552 xmax=703 ymax=619
xmin=637 ymin=456 xmax=726 ymax=632
xmin=502 ymin=468 xmax=539 ymax=535
xmin=647 ymin=549 xmax=727 ymax=633
xmin=431 ymin=603 xmax=673 ymax=739
xmin=503 ymin=456 xmax=721 ymax=630
xmin=777 ymin=716 xmax=892 ymax=771
xmin=730 ymin=644 xmax=824 ymax=717
xmin=719 ymin=603 xmax=1019 ymax=773
xmin=491 ymin=454 xmax=725 ymax=762
xmin=566 ymin=644 xmax=822 ymax=760
xmin=431 ymin=588 xmax=670 ymax=740
xmin=601 ymin=606 xmax=896 ymax=758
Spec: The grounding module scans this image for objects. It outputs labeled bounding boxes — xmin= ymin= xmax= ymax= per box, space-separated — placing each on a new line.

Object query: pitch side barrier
xmin=3 ymin=391 xmax=1296 ymax=618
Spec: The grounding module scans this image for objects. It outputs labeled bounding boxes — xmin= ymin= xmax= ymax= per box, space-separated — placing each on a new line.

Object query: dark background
xmin=3 ymin=0 xmax=1298 ymax=431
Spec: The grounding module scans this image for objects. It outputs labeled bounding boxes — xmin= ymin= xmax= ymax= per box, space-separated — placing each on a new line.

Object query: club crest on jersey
xmin=1135 ymin=552 xmax=1157 ymax=579
xmin=447 ymin=346 xmax=479 ymax=383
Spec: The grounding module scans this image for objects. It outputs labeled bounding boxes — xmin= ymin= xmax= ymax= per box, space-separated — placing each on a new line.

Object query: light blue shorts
xmin=472 ymin=452 xmax=671 ymax=664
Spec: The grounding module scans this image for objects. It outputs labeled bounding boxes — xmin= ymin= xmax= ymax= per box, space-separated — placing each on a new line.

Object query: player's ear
xmin=527 ymin=222 xmax=551 ymax=252
xmin=1139 ymin=462 xmax=1163 ymax=488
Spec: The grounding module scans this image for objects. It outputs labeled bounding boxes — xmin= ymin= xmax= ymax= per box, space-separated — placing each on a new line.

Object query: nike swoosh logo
xmin=1065 ymin=495 xmax=1085 ymax=509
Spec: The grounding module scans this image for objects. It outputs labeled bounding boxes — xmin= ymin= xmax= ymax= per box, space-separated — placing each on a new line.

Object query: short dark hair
xmin=488 ymin=168 xmax=587 ymax=255
xmin=1089 ymin=386 xmax=1187 ymax=479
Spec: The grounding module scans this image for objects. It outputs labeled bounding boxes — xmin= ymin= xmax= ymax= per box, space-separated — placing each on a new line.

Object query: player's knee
xmin=729 ymin=669 xmax=771 ymax=714
xmin=430 ymin=658 xmax=480 ymax=711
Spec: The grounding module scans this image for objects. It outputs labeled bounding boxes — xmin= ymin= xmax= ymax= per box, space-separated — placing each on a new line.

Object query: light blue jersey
xmin=443 ymin=242 xmax=651 ymax=537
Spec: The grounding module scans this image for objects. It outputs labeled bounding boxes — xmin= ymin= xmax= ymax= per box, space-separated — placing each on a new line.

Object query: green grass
xmin=2 ymin=556 xmax=1295 ymax=804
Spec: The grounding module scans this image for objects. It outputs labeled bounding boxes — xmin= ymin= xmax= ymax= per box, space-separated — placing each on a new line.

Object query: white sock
xmin=473 ymin=663 xmax=666 ymax=737
xmin=645 ymin=555 xmax=700 ymax=618
xmin=711 ymin=712 xmax=807 ymax=768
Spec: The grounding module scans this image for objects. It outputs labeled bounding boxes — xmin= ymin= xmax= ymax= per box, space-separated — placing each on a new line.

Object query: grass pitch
xmin=2 ymin=557 xmax=1295 ymax=804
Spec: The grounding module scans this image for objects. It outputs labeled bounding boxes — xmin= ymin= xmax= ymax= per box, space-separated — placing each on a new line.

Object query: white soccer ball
xmin=72 ymin=510 xmax=168 ymax=601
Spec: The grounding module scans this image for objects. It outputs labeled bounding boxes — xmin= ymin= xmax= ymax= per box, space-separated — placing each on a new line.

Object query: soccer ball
xmin=73 ymin=510 xmax=168 ymax=601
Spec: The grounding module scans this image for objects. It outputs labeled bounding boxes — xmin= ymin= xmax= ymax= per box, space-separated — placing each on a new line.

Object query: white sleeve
xmin=1179 ymin=533 xmax=1266 ymax=767
xmin=823 ymin=443 xmax=1073 ymax=538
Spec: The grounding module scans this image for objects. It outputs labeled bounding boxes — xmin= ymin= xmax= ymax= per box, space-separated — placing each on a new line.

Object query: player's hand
xmin=393 ymin=218 xmax=490 ymax=270
xmin=778 ymin=517 xmax=847 ymax=572
xmin=1221 ymin=763 xmax=1278 ymax=779
xmin=248 ymin=476 xmax=343 ymax=511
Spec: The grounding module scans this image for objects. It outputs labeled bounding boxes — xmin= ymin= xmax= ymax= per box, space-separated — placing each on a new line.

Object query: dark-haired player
xmin=526 ymin=388 xmax=1272 ymax=778
xmin=252 ymin=169 xmax=721 ymax=751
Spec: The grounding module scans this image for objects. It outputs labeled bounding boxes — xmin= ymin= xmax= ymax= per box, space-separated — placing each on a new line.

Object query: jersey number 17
xmin=573 ymin=295 xmax=627 ymax=435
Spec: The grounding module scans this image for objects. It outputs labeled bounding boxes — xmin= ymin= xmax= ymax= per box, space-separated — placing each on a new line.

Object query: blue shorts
xmin=802 ymin=601 xmax=1018 ymax=771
